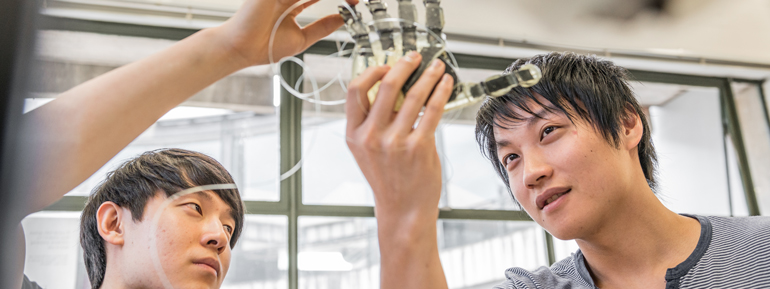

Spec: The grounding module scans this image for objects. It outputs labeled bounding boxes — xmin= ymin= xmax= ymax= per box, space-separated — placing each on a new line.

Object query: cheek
xmin=551 ymin=131 xmax=597 ymax=175
xmin=220 ymin=249 xmax=232 ymax=275
xmin=153 ymin=212 xmax=196 ymax=261
xmin=509 ymin=183 xmax=535 ymax=211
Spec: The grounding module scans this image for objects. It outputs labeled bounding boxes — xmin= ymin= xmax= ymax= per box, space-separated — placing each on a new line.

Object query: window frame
xmin=32 ymin=13 xmax=765 ymax=289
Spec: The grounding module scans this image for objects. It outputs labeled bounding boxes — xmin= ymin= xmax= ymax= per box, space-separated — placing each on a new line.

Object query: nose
xmin=201 ymin=219 xmax=229 ymax=254
xmin=523 ymin=152 xmax=552 ymax=189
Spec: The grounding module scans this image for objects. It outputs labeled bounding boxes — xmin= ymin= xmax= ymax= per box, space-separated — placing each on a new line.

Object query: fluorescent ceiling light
xmin=159 ymin=106 xmax=233 ymax=121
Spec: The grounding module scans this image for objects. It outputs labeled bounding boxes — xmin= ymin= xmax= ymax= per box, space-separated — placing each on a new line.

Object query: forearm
xmin=345 ymin=53 xmax=454 ymax=289
xmin=14 ymin=27 xmax=246 ymax=220
xmin=377 ymin=209 xmax=449 ymax=289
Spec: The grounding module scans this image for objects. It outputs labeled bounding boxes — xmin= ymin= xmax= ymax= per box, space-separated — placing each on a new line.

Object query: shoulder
xmin=706 ymin=215 xmax=770 ymax=231
xmin=493 ymin=252 xmax=594 ymax=289
xmin=686 ymin=215 xmax=770 ymax=260
xmin=676 ymin=215 xmax=770 ymax=288
xmin=703 ymin=215 xmax=770 ymax=245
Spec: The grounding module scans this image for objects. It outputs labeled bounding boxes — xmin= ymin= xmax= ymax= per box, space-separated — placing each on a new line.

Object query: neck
xmin=99 ymin=265 xmax=128 ymax=289
xmin=99 ymin=253 xmax=137 ymax=289
xmin=577 ymin=183 xmax=701 ymax=287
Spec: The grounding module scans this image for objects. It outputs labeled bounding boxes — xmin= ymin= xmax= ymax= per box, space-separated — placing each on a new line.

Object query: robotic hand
xmin=339 ymin=0 xmax=542 ymax=111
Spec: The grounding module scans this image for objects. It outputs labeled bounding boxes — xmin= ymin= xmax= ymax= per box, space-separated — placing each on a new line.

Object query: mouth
xmin=537 ymin=188 xmax=571 ymax=210
xmin=193 ymin=258 xmax=221 ymax=277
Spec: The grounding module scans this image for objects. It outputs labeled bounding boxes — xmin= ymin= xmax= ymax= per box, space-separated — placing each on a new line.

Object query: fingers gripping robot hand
xmin=339 ymin=0 xmax=543 ymax=112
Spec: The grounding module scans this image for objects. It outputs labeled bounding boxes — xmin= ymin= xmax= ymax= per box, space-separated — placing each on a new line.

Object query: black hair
xmin=79 ymin=148 xmax=245 ymax=289
xmin=475 ymin=52 xmax=657 ymax=207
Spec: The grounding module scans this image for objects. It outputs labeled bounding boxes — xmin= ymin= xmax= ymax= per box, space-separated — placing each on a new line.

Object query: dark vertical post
xmin=0 ymin=0 xmax=39 ymax=288
xmin=280 ymin=55 xmax=304 ymax=289
xmin=544 ymin=231 xmax=556 ymax=265
xmin=722 ymin=79 xmax=760 ymax=216
xmin=758 ymin=82 xmax=770 ymax=136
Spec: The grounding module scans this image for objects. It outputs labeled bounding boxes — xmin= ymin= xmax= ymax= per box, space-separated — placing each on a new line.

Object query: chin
xmin=541 ymin=215 xmax=583 ymax=241
xmin=167 ymin=276 xmax=220 ymax=289
xmin=548 ymin=229 xmax=579 ymax=241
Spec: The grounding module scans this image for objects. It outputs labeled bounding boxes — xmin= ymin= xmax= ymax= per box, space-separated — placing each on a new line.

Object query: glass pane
xmin=298 ymin=217 xmax=545 ymax=289
xmin=439 ymin=68 xmax=523 ymax=210
xmin=223 ymin=215 xmax=288 ymax=289
xmin=438 ymin=123 xmax=519 ymax=210
xmin=643 ymin=84 xmax=735 ymax=216
xmin=21 ymin=211 xmax=89 ymax=289
xmin=438 ymin=220 xmax=548 ymax=288
xmin=731 ymin=82 xmax=770 ymax=215
xmin=551 ymin=238 xmax=580 ymax=264
xmin=300 ymin=55 xmax=520 ymax=209
xmin=301 ymin=118 xmax=375 ymax=206
xmin=30 ymin=30 xmax=279 ymax=202
xmin=298 ymin=217 xmax=380 ymax=289
xmin=300 ymin=54 xmax=372 ymax=207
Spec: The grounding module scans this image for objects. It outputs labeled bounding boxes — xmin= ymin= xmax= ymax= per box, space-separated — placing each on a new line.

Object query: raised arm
xmin=13 ymin=0 xmax=358 ymax=222
xmin=345 ymin=51 xmax=453 ymax=289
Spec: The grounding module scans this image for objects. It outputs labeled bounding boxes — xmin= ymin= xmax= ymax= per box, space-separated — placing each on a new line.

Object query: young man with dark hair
xmin=11 ymin=0 xmax=359 ymax=288
xmin=80 ymin=148 xmax=245 ymax=289
xmin=345 ymin=52 xmax=770 ymax=288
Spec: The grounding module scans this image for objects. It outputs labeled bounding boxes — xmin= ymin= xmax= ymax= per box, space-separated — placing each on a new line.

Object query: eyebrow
xmin=494 ymin=106 xmax=558 ymax=149
xmin=190 ymin=191 xmax=234 ymax=219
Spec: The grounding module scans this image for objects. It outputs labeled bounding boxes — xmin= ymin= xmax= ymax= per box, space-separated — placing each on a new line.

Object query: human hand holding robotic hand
xmin=340 ymin=0 xmax=543 ymax=112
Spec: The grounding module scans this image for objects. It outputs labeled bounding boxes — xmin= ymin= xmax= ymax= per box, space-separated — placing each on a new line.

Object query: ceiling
xmin=301 ymin=0 xmax=770 ymax=65
xmin=45 ymin=0 xmax=770 ymax=66
xmin=39 ymin=0 xmax=770 ymax=82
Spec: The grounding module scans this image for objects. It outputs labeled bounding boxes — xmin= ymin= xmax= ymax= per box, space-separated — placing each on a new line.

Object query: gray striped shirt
xmin=494 ymin=215 xmax=770 ymax=289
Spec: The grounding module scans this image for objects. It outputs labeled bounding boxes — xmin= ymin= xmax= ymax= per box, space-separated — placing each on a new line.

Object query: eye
xmin=502 ymin=153 xmax=519 ymax=167
xmin=223 ymin=225 xmax=234 ymax=235
xmin=541 ymin=126 xmax=556 ymax=140
xmin=186 ymin=203 xmax=203 ymax=215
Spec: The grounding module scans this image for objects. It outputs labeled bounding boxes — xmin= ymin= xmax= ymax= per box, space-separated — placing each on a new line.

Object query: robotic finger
xmin=340 ymin=1 xmax=542 ymax=112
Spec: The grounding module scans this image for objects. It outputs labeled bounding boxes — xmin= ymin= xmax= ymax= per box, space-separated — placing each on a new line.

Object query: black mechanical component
xmin=397 ymin=0 xmax=418 ymax=52
xmin=423 ymin=0 xmax=444 ymax=45
xmin=401 ymin=46 xmax=460 ymax=102
xmin=365 ymin=0 xmax=397 ymax=51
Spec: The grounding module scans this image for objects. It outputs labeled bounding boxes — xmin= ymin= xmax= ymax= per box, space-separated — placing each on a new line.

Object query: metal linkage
xmin=423 ymin=0 xmax=444 ymax=45
xmin=481 ymin=64 xmax=542 ymax=97
xmin=397 ymin=0 xmax=418 ymax=52
xmin=338 ymin=5 xmax=373 ymax=57
xmin=365 ymin=0 xmax=397 ymax=50
xmin=445 ymin=64 xmax=543 ymax=111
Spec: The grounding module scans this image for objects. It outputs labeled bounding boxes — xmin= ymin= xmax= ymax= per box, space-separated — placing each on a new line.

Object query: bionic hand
xmin=339 ymin=0 xmax=542 ymax=111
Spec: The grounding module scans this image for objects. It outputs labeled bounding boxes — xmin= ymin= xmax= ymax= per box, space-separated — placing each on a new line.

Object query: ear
xmin=96 ymin=202 xmax=125 ymax=246
xmin=621 ymin=104 xmax=644 ymax=152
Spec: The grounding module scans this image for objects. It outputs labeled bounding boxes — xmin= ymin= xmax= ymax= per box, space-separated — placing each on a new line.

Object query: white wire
xmin=265 ymin=1 xmax=465 ymax=183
